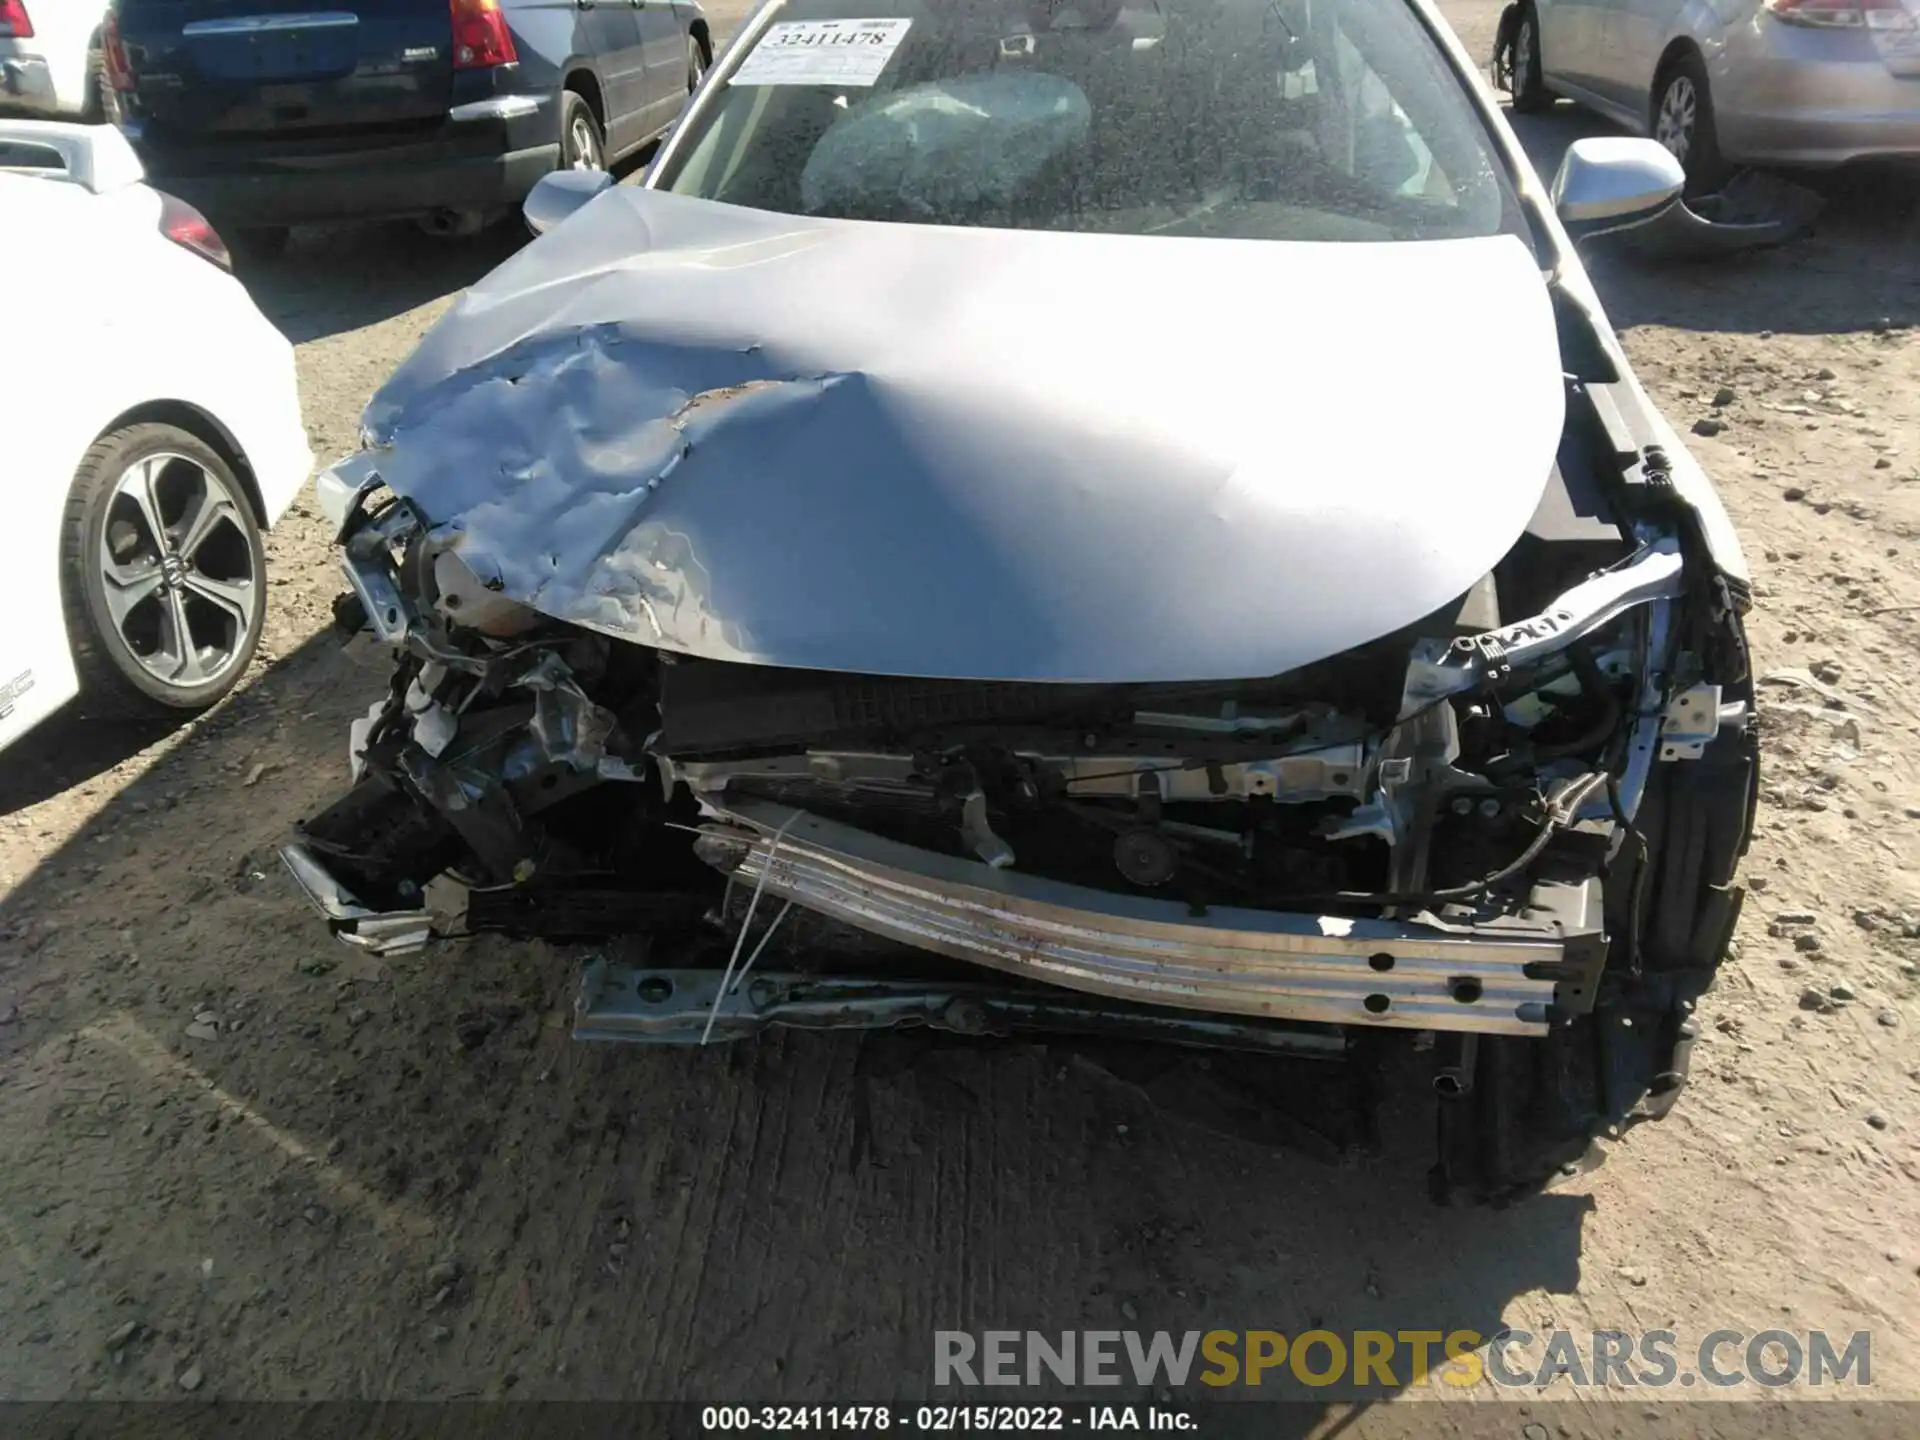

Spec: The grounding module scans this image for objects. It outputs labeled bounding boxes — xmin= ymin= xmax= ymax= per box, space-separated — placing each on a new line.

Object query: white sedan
xmin=0 ymin=119 xmax=310 ymax=752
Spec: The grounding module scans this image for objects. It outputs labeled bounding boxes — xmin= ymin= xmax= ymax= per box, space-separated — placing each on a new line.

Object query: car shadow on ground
xmin=0 ymin=624 xmax=1592 ymax=1410
xmin=237 ymin=137 xmax=665 ymax=348
xmin=239 ymin=222 xmax=530 ymax=346
xmin=0 ymin=709 xmax=178 ymax=816
xmin=1507 ymin=100 xmax=1920 ymax=338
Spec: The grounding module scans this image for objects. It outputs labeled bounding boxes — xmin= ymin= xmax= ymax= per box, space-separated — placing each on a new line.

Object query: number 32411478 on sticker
xmin=729 ymin=19 xmax=915 ymax=88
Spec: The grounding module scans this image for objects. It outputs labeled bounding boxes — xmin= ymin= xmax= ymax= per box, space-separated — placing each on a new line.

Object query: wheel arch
xmin=689 ymin=17 xmax=711 ymax=64
xmin=97 ymin=400 xmax=268 ymax=528
xmin=563 ymin=65 xmax=607 ymax=129
xmin=1650 ymin=37 xmax=1706 ymax=122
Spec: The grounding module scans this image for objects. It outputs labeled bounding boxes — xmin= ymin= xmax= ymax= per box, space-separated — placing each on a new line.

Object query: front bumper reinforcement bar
xmin=700 ymin=800 xmax=1565 ymax=1036
xmin=573 ymin=961 xmax=1352 ymax=1055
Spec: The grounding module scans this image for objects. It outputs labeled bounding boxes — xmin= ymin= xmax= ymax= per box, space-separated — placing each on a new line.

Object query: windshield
xmin=654 ymin=0 xmax=1521 ymax=243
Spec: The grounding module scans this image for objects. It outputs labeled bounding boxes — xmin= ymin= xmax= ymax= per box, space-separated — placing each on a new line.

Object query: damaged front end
xmin=287 ymin=371 xmax=1757 ymax=1203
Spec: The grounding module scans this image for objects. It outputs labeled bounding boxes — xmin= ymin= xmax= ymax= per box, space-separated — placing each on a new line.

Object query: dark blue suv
xmin=101 ymin=0 xmax=711 ymax=245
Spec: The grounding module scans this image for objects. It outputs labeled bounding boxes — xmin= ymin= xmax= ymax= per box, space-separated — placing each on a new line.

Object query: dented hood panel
xmin=362 ymin=189 xmax=1565 ymax=683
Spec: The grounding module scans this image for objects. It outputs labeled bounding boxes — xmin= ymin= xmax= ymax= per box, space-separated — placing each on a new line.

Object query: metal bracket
xmin=1434 ymin=1032 xmax=1479 ymax=1098
xmin=573 ymin=960 xmax=1352 ymax=1056
xmin=1403 ymin=537 xmax=1686 ymax=708
xmin=279 ymin=844 xmax=435 ymax=957
xmin=1658 ymin=683 xmax=1722 ymax=761
xmin=339 ymin=499 xmax=422 ymax=645
xmin=1465 ymin=633 xmax=1512 ymax=687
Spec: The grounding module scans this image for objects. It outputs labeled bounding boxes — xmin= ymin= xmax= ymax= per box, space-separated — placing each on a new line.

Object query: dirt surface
xmin=3 ymin=1 xmax=1918 ymax=1425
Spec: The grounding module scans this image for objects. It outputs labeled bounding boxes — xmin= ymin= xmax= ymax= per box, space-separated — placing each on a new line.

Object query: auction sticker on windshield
xmin=730 ymin=18 xmax=914 ymax=87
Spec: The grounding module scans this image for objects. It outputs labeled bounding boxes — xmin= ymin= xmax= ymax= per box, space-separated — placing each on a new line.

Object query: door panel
xmin=575 ymin=0 xmax=648 ymax=154
xmin=0 ymin=215 xmax=93 ymax=756
xmin=0 ymin=537 xmax=77 ymax=757
xmin=632 ymin=0 xmax=687 ymax=139
xmin=1536 ymin=0 xmax=1615 ymax=96
xmin=0 ymin=423 xmax=79 ymax=752
xmin=1605 ymin=0 xmax=1689 ymax=120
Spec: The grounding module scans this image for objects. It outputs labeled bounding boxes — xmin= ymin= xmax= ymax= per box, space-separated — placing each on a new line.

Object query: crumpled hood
xmin=362 ymin=188 xmax=1565 ymax=684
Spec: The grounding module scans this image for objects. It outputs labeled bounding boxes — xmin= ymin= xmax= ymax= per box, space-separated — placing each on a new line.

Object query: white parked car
xmin=0 ymin=0 xmax=106 ymax=120
xmin=0 ymin=120 xmax=310 ymax=752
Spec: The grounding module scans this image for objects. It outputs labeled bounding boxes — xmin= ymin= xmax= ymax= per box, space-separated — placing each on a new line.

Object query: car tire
xmin=687 ymin=35 xmax=707 ymax=94
xmin=1431 ymin=663 xmax=1758 ymax=1207
xmin=560 ymin=88 xmax=605 ymax=172
xmin=1652 ymin=52 xmax=1728 ymax=196
xmin=1509 ymin=3 xmax=1551 ymax=115
xmin=58 ymin=423 xmax=267 ymax=720
xmin=82 ymin=50 xmax=107 ymax=124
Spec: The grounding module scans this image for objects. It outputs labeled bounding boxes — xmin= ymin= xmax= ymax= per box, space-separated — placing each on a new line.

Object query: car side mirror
xmin=1551 ymin=137 xmax=1684 ymax=241
xmin=523 ymin=168 xmax=615 ymax=237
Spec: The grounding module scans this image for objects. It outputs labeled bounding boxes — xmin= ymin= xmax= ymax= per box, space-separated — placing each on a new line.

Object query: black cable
xmin=363 ymin=653 xmax=420 ymax=753
xmin=1606 ymin=774 xmax=1648 ymax=979
xmin=1531 ymin=645 xmax=1623 ymax=762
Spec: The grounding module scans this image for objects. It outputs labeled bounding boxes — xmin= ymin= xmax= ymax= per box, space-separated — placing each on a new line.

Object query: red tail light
xmin=158 ymin=192 xmax=232 ymax=271
xmin=0 ymin=0 xmax=35 ymax=40
xmin=1766 ymin=0 xmax=1917 ymax=28
xmin=102 ymin=12 xmax=135 ymax=91
xmin=449 ymin=0 xmax=517 ymax=68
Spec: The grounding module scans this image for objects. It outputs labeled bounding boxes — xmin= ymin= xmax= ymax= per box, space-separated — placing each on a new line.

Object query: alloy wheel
xmin=568 ymin=111 xmax=603 ymax=171
xmin=99 ymin=453 xmax=260 ymax=690
xmin=1655 ymin=76 xmax=1697 ymax=165
xmin=1514 ymin=18 xmax=1534 ymax=98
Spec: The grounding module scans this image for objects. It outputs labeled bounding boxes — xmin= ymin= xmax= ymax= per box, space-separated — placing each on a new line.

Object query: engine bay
xmin=281 ymin=361 xmax=1761 ymax=1203
xmin=292 ymin=375 xmax=1743 ymax=1018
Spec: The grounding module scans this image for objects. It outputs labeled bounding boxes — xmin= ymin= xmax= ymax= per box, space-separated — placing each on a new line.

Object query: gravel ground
xmin=2 ymin=0 xmax=1918 ymax=1425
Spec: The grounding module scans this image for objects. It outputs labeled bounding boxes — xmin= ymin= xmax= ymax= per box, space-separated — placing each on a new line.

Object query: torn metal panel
xmin=280 ymin=843 xmax=435 ymax=957
xmin=352 ymin=187 xmax=1566 ymax=684
xmin=514 ymin=651 xmax=643 ymax=782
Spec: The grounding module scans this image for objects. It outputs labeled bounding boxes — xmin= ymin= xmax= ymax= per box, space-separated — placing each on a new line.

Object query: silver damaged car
xmin=289 ymin=0 xmax=1759 ymax=1204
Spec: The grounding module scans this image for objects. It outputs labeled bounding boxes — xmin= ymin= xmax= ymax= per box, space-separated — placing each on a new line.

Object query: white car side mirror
xmin=523 ymin=168 xmax=615 ymax=237
xmin=1551 ymin=137 xmax=1685 ymax=238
